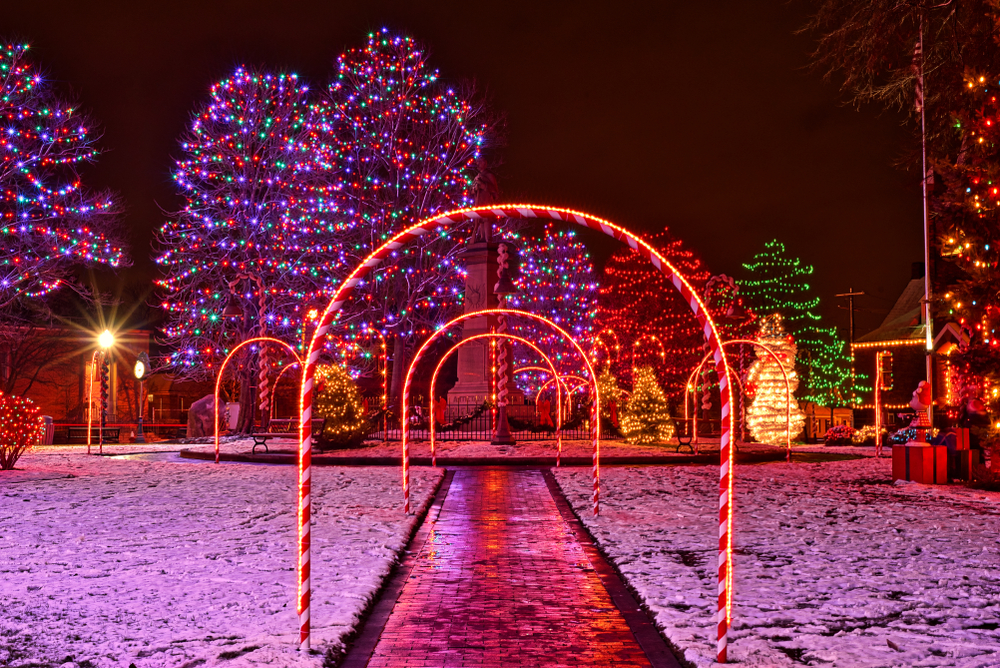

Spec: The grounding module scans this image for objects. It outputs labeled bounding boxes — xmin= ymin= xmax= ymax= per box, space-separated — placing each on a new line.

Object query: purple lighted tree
xmin=0 ymin=41 xmax=127 ymax=316
xmin=311 ymin=29 xmax=500 ymax=406
xmin=506 ymin=224 xmax=599 ymax=397
xmin=153 ymin=67 xmax=342 ymax=431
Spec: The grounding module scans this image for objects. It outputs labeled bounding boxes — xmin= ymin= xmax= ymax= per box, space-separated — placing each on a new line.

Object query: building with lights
xmin=851 ymin=264 xmax=966 ymax=430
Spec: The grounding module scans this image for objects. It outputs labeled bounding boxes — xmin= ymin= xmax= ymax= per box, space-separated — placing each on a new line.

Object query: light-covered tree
xmin=745 ymin=314 xmax=806 ymax=444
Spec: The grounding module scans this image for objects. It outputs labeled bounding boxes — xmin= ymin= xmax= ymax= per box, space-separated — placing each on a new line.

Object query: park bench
xmin=248 ymin=432 xmax=298 ymax=454
xmin=66 ymin=426 xmax=121 ymax=444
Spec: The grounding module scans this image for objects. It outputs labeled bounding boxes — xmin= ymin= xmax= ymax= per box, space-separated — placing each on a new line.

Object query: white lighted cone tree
xmin=746 ymin=314 xmax=805 ymax=444
xmin=621 ymin=366 xmax=675 ymax=444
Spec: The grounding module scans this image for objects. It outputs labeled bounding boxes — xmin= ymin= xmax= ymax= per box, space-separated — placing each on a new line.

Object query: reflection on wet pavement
xmin=367 ymin=468 xmax=651 ymax=667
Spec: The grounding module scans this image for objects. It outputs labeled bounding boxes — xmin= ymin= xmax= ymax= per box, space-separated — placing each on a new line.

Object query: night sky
xmin=7 ymin=0 xmax=921 ymax=337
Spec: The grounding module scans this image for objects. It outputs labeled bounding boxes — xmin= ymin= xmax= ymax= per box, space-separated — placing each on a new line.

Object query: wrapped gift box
xmin=892 ymin=443 xmax=947 ymax=484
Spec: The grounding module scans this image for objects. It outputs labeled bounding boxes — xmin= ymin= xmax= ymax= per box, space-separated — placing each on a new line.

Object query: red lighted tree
xmin=0 ymin=390 xmax=44 ymax=470
xmin=595 ymin=228 xmax=711 ymax=402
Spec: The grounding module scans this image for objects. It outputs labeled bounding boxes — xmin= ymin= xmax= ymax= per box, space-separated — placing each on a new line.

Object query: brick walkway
xmin=366 ymin=468 xmax=653 ymax=667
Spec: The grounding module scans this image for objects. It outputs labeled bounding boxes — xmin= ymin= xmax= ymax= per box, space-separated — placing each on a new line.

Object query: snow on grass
xmin=0 ymin=453 xmax=441 ymax=667
xmin=555 ymin=457 xmax=1000 ymax=667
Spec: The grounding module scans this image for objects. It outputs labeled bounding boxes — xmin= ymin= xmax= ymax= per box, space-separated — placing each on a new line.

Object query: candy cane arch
xmin=298 ymin=205 xmax=735 ymax=660
xmin=400 ymin=308 xmax=599 ymax=515
xmin=686 ymin=339 xmax=792 ymax=461
xmin=683 ymin=361 xmax=746 ymax=454
xmin=427 ymin=333 xmax=563 ymax=467
xmin=214 ymin=337 xmax=302 ymax=464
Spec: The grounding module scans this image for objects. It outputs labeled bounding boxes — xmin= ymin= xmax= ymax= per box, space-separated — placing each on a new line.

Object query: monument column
xmin=446 ymin=241 xmax=500 ymax=403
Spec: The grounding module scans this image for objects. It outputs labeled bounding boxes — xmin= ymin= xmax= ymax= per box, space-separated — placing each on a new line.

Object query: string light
xmin=745 ymin=315 xmax=806 ymax=444
xmin=0 ymin=390 xmax=44 ymax=470
xmin=739 ymin=240 xmax=861 ymax=407
xmin=1 ymin=42 xmax=127 ymax=308
xmin=620 ymin=366 xmax=675 ymax=444
xmin=314 ymin=364 xmax=367 ymax=448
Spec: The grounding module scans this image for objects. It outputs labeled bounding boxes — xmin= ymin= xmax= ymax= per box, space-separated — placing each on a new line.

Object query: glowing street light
xmin=98 ymin=329 xmax=115 ymax=349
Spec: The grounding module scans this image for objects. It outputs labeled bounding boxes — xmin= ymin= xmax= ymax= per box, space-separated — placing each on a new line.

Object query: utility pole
xmin=835 ymin=288 xmax=866 ymax=346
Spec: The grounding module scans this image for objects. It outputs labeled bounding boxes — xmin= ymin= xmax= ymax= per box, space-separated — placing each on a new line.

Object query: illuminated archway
xmin=426 ymin=333 xmax=563 ymax=467
xmin=213 ymin=337 xmax=302 ymax=464
xmin=685 ymin=339 xmax=792 ymax=461
xmin=400 ymin=308 xmax=599 ymax=516
xmin=297 ymin=205 xmax=735 ymax=661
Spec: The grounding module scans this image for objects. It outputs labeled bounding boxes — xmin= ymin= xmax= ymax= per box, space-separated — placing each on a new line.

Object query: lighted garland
xmin=0 ymin=41 xmax=127 ymax=310
xmin=0 ymin=390 xmax=44 ymax=470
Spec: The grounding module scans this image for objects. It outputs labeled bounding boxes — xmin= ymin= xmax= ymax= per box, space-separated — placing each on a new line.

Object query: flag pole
xmin=917 ymin=16 xmax=935 ymax=425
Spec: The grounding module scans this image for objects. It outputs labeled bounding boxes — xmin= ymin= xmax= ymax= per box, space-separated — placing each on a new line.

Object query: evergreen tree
xmin=738 ymin=240 xmax=858 ymax=407
xmin=746 ymin=315 xmax=806 ymax=444
xmin=930 ymin=73 xmax=1000 ymax=422
xmin=507 ymin=224 xmax=599 ymax=396
xmin=596 ymin=364 xmax=625 ymax=429
xmin=621 ymin=366 xmax=675 ymax=444
xmin=595 ymin=228 xmax=711 ymax=402
xmin=0 ymin=41 xmax=128 ymax=315
xmin=314 ymin=364 xmax=367 ymax=449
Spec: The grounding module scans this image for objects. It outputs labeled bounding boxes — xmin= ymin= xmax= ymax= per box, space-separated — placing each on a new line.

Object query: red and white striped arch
xmin=297 ymin=205 xmax=736 ymax=662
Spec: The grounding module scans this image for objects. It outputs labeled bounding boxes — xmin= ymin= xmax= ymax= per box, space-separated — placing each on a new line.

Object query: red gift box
xmin=892 ymin=443 xmax=947 ymax=484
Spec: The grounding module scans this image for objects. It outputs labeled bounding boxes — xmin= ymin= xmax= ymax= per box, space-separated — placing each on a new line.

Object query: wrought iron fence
xmin=364 ymin=395 xmax=623 ymax=442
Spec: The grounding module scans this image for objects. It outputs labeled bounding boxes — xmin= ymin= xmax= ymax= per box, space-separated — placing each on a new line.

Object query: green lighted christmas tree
xmin=314 ymin=364 xmax=368 ymax=449
xmin=745 ymin=315 xmax=806 ymax=444
xmin=738 ymin=240 xmax=859 ymax=407
xmin=621 ymin=366 xmax=675 ymax=444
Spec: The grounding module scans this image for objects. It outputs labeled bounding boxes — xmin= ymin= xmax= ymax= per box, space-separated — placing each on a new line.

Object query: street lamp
xmin=134 ymin=351 xmax=150 ymax=443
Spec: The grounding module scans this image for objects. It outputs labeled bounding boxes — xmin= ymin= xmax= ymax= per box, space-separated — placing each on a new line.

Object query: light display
xmin=620 ymin=366 xmax=675 ymax=444
xmin=154 ymin=65 xmax=333 ymax=394
xmin=745 ymin=315 xmax=806 ymax=445
xmin=0 ymin=390 xmax=44 ymax=470
xmin=298 ymin=204 xmax=736 ymax=661
xmin=930 ymin=74 xmax=1000 ymax=425
xmin=595 ymin=228 xmax=711 ymax=401
xmin=0 ymin=42 xmax=127 ymax=312
xmin=506 ymin=224 xmax=599 ymax=395
xmin=314 ymin=364 xmax=367 ymax=449
xmin=312 ymin=29 xmax=498 ymax=404
xmin=738 ymin=240 xmax=860 ymax=407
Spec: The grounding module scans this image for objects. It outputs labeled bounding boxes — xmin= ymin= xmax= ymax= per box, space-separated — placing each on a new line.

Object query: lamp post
xmin=97 ymin=329 xmax=115 ymax=454
xmin=134 ymin=351 xmax=150 ymax=443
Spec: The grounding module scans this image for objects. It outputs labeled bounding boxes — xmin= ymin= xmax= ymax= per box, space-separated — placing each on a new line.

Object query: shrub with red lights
xmin=824 ymin=424 xmax=855 ymax=445
xmin=0 ymin=390 xmax=44 ymax=470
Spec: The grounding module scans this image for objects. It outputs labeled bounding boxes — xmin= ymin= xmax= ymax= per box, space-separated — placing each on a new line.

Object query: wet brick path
xmin=366 ymin=468 xmax=652 ymax=667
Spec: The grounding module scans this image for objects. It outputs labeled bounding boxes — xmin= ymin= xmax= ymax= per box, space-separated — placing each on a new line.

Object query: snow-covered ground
xmin=555 ymin=457 xmax=1000 ymax=667
xmin=0 ymin=452 xmax=442 ymax=667
xmin=184 ymin=436 xmax=816 ymax=460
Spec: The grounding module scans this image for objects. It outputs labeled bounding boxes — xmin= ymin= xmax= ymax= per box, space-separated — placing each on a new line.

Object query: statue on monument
xmin=471 ymin=157 xmax=499 ymax=243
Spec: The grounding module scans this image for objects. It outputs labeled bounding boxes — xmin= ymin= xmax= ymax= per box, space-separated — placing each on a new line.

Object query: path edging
xmin=543 ymin=469 xmax=692 ymax=668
